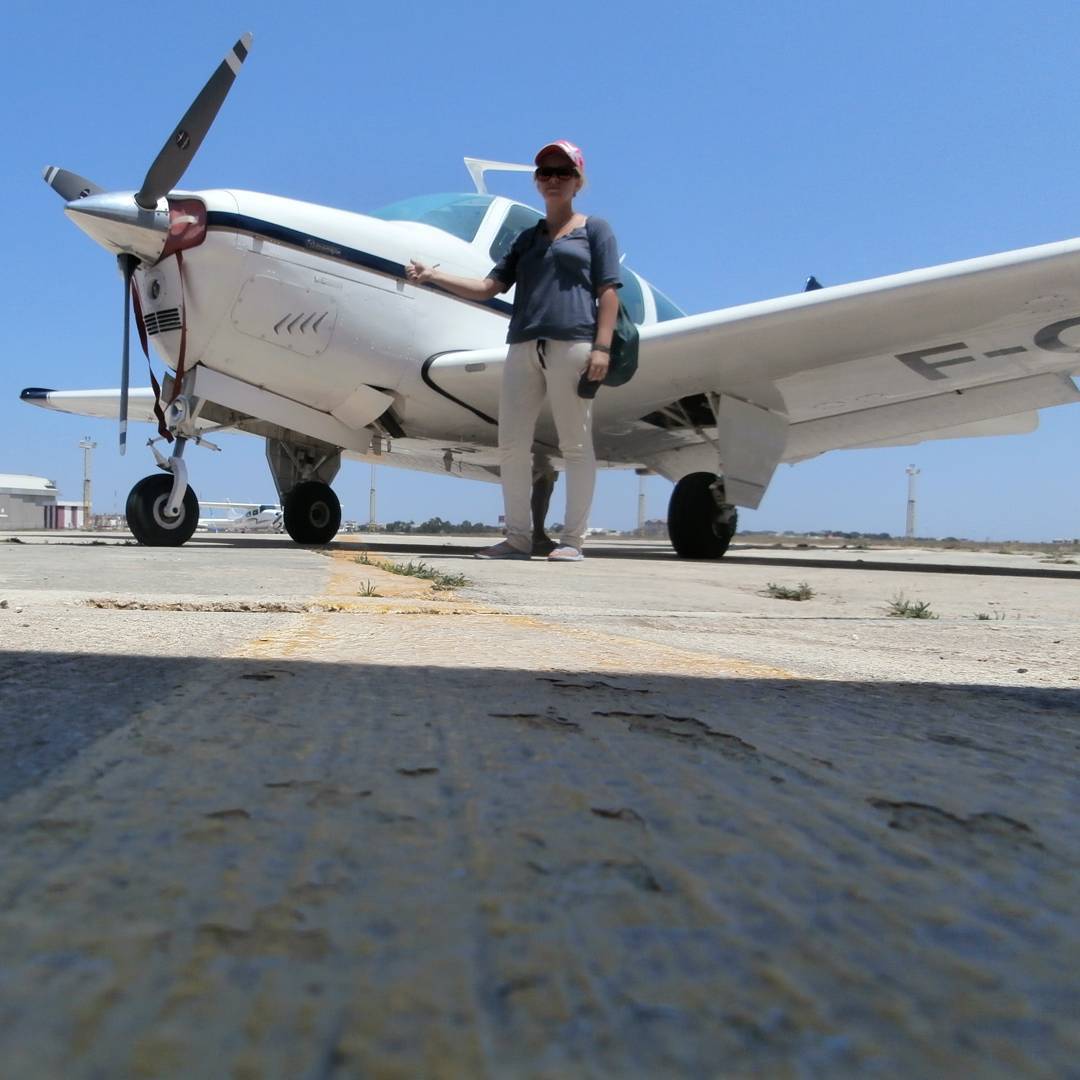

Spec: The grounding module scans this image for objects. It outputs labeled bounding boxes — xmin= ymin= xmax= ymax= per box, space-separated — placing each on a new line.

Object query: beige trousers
xmin=499 ymin=339 xmax=596 ymax=552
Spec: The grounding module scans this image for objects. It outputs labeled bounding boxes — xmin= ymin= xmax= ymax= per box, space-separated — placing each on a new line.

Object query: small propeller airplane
xmin=198 ymin=502 xmax=284 ymax=534
xmin=22 ymin=33 xmax=1080 ymax=556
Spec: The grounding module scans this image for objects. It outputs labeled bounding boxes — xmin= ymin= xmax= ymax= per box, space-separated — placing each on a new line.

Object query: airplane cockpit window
xmin=369 ymin=193 xmax=496 ymax=244
xmin=651 ymin=284 xmax=686 ymax=322
xmin=488 ymin=203 xmax=544 ymax=263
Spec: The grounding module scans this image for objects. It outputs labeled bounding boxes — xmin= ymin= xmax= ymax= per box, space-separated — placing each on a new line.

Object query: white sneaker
xmin=474 ymin=541 xmax=531 ymax=560
xmin=547 ymin=545 xmax=584 ymax=562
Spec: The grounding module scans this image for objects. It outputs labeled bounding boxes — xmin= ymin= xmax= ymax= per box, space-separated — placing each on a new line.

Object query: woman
xmin=406 ymin=139 xmax=621 ymax=562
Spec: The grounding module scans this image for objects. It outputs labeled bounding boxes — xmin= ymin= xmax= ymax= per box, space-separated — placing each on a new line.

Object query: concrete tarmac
xmin=1 ymin=531 xmax=1077 ymax=1077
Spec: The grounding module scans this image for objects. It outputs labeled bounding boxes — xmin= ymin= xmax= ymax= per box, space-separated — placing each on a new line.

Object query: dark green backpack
xmin=585 ymin=218 xmax=639 ymax=387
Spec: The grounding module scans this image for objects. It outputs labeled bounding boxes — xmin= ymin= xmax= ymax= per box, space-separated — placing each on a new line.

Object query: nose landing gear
xmin=125 ymin=472 xmax=200 ymax=546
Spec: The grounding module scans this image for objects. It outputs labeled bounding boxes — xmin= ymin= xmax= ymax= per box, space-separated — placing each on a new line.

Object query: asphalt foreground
xmin=1 ymin=532 xmax=1077 ymax=1079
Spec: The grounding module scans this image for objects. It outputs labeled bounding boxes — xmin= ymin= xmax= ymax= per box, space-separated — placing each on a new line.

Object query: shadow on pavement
xmin=1 ymin=648 xmax=1076 ymax=1075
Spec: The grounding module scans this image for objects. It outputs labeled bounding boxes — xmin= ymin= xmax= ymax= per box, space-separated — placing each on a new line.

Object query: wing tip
xmin=20 ymin=387 xmax=52 ymax=402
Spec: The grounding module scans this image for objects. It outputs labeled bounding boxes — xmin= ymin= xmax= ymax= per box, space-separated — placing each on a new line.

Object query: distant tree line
xmin=381 ymin=517 xmax=503 ymax=535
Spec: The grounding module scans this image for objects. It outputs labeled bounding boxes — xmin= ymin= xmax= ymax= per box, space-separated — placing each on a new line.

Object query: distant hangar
xmin=0 ymin=474 xmax=87 ymax=530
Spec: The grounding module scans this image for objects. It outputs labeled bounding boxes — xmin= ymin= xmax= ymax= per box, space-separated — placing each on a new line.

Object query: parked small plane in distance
xmin=22 ymin=34 xmax=1080 ymax=556
xmin=198 ymin=502 xmax=283 ymax=534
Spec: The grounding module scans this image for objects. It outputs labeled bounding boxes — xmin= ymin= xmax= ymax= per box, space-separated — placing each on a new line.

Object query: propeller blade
xmin=134 ymin=32 xmax=254 ymax=210
xmin=42 ymin=166 xmax=103 ymax=202
xmin=118 ymin=254 xmax=138 ymax=455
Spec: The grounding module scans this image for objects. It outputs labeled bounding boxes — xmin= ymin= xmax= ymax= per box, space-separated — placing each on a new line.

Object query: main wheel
xmin=667 ymin=472 xmax=738 ymax=559
xmin=125 ymin=474 xmax=200 ymax=547
xmin=283 ymin=481 xmax=341 ymax=545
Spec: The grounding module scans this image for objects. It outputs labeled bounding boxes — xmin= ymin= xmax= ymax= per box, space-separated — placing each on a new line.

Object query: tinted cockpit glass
xmin=369 ymin=193 xmax=496 ymax=243
xmin=651 ymin=284 xmax=685 ymax=322
xmin=620 ymin=267 xmax=646 ymax=324
xmin=489 ymin=203 xmax=544 ymax=263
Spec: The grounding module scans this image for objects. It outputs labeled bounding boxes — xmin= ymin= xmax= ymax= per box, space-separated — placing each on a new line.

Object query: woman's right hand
xmin=406 ymin=259 xmax=434 ymax=284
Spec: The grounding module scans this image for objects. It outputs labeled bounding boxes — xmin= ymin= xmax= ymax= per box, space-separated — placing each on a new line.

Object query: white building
xmin=0 ymin=474 xmax=85 ymax=530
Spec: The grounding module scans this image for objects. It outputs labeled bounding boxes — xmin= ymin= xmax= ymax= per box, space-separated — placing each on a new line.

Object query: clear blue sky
xmin=3 ymin=1 xmax=1078 ymax=540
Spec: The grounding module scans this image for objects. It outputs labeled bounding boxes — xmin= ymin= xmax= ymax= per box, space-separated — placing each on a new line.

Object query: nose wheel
xmin=126 ymin=473 xmax=200 ymax=546
xmin=283 ymin=481 xmax=341 ymax=545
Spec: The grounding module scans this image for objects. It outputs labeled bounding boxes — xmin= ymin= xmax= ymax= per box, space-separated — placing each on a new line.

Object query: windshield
xmin=369 ymin=193 xmax=496 ymax=244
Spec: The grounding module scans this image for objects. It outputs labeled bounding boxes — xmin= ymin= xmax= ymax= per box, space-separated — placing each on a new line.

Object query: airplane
xmin=198 ymin=502 xmax=284 ymax=534
xmin=21 ymin=33 xmax=1080 ymax=557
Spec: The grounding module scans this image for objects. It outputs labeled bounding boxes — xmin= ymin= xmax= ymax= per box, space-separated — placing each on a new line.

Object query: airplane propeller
xmin=117 ymin=254 xmax=137 ymax=455
xmin=135 ymin=32 xmax=253 ymax=210
xmin=41 ymin=167 xmax=103 ymax=202
xmin=40 ymin=33 xmax=254 ymax=452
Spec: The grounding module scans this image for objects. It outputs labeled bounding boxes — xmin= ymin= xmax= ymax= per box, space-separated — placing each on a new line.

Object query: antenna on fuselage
xmin=463 ymin=157 xmax=534 ymax=194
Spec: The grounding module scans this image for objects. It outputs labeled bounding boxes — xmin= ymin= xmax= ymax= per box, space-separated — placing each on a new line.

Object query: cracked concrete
xmin=0 ymin=532 xmax=1077 ymax=1077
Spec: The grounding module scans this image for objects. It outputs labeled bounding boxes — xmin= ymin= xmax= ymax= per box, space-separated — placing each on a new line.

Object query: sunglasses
xmin=535 ymin=166 xmax=578 ymax=180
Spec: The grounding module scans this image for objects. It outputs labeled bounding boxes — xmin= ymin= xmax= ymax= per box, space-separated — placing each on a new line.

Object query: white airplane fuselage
xmin=123 ymin=189 xmax=649 ymax=460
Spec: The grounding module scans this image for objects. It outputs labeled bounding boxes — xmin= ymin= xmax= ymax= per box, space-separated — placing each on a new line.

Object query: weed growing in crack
xmin=764 ymin=582 xmax=815 ymax=601
xmin=358 ymin=580 xmax=382 ymax=597
xmin=354 ymin=554 xmax=469 ymax=591
xmin=886 ymin=593 xmax=937 ymax=619
xmin=384 ymin=560 xmax=470 ymax=591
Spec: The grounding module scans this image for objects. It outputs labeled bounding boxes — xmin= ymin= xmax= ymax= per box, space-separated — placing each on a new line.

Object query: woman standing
xmin=406 ymin=139 xmax=621 ymax=561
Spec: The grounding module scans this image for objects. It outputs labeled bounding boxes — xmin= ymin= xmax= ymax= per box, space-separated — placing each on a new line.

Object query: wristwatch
xmin=592 ymin=343 xmax=611 ymax=354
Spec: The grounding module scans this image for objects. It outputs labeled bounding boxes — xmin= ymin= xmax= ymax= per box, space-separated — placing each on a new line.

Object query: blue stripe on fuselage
xmin=205 ymin=211 xmax=514 ymax=317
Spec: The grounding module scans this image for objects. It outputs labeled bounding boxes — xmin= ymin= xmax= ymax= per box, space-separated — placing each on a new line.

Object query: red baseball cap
xmin=534 ymin=140 xmax=585 ymax=174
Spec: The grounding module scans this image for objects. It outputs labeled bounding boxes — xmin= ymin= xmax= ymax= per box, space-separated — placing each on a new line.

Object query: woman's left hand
xmin=586 ymin=349 xmax=610 ymax=383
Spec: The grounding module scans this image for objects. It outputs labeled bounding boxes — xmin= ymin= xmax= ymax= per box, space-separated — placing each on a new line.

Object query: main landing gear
xmin=282 ymin=481 xmax=341 ymax=545
xmin=667 ymin=472 xmax=738 ymax=559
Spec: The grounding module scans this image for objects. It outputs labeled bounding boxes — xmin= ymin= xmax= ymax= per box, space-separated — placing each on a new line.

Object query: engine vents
xmin=144 ymin=307 xmax=182 ymax=336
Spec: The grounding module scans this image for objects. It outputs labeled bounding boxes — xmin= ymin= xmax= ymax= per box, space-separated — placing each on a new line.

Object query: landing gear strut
xmin=667 ymin=472 xmax=738 ymax=559
xmin=283 ymin=481 xmax=341 ymax=545
xmin=126 ymin=473 xmax=200 ymax=546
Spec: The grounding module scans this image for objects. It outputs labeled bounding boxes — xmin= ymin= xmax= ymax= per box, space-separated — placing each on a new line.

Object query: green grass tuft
xmin=886 ymin=593 xmax=937 ymax=619
xmin=355 ymin=554 xmax=469 ymax=591
xmin=764 ymin=581 xmax=815 ymax=601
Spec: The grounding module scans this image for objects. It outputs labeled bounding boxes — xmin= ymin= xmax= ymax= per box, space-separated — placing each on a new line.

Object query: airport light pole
xmin=905 ymin=465 xmax=920 ymax=539
xmin=79 ymin=437 xmax=97 ymax=528
xmin=636 ymin=471 xmax=647 ymax=536
xmin=369 ymin=464 xmax=377 ymax=529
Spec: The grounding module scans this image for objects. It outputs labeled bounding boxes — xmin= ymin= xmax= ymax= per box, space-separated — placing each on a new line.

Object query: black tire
xmin=667 ymin=472 xmax=738 ymax=559
xmin=125 ymin=474 xmax=200 ymax=547
xmin=283 ymin=481 xmax=341 ymax=545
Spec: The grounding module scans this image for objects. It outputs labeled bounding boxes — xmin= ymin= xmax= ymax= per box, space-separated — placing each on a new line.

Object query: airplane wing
xmin=24 ymin=236 xmax=1080 ymax=511
xmin=20 ymin=386 xmax=163 ymax=421
xmin=426 ymin=235 xmax=1080 ymax=504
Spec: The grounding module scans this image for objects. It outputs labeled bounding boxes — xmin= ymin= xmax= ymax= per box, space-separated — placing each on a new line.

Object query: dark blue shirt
xmin=489 ymin=216 xmax=621 ymax=344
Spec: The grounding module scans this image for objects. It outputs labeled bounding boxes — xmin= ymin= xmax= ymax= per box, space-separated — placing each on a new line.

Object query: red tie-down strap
xmin=129 ymin=250 xmax=190 ymax=443
xmin=171 ymin=250 xmax=189 ymax=407
xmin=129 ymin=277 xmax=172 ymax=443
